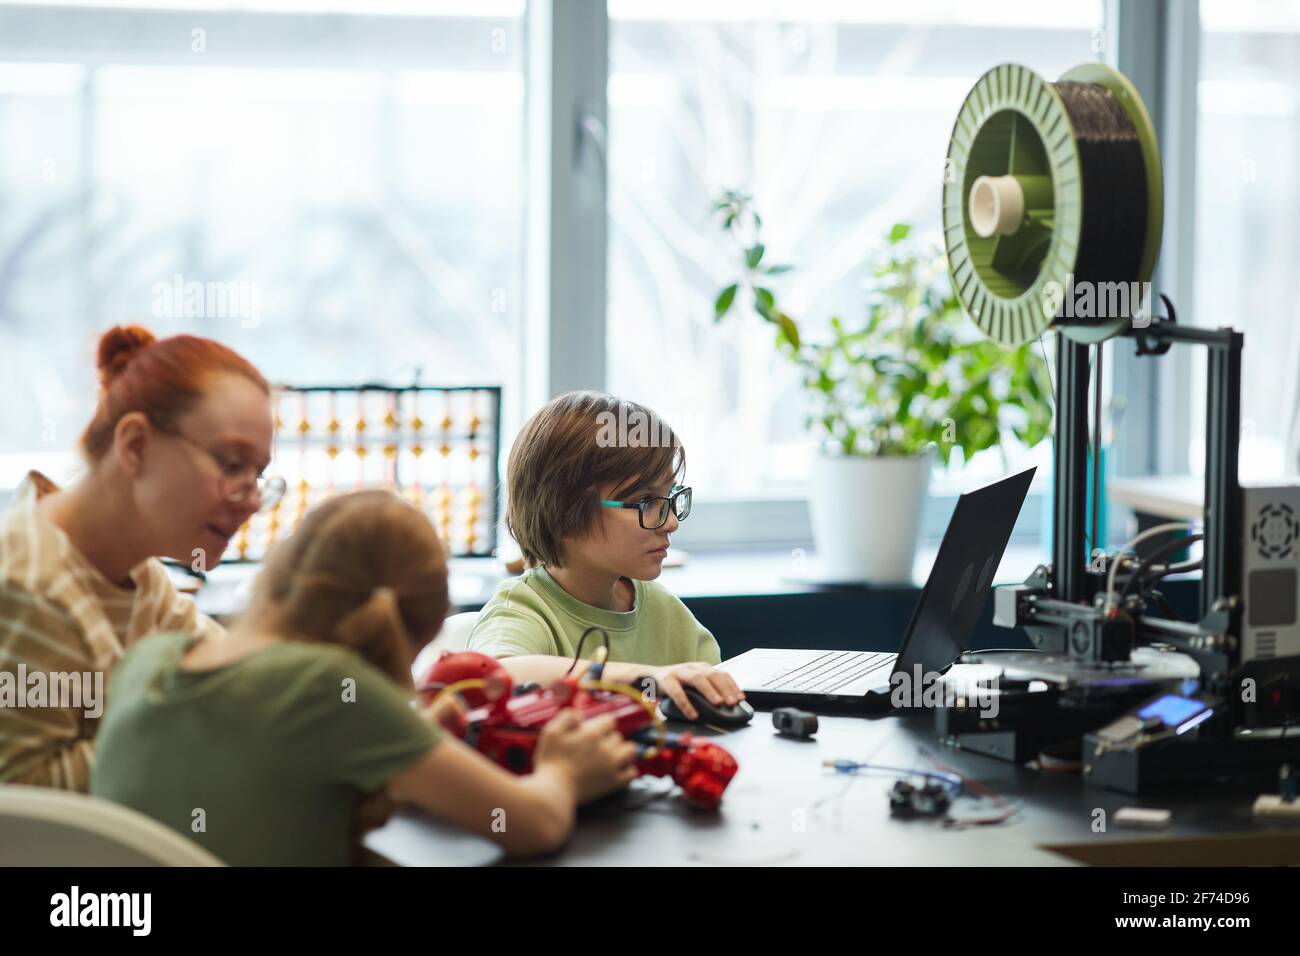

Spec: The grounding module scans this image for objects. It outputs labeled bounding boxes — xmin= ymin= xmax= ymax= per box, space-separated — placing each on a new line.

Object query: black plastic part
xmin=771 ymin=707 xmax=819 ymax=739
xmin=1052 ymin=338 xmax=1092 ymax=605
xmin=1083 ymin=731 xmax=1300 ymax=795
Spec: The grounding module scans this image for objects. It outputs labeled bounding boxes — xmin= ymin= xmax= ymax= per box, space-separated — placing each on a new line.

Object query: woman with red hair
xmin=0 ymin=325 xmax=279 ymax=789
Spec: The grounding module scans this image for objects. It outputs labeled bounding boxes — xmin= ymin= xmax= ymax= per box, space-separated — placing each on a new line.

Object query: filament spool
xmin=942 ymin=63 xmax=1163 ymax=346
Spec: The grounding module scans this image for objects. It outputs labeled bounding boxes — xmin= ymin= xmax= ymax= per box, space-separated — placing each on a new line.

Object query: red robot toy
xmin=420 ymin=646 xmax=738 ymax=810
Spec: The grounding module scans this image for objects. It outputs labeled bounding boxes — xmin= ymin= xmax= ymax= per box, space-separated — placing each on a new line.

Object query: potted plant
xmin=713 ymin=191 xmax=1052 ymax=583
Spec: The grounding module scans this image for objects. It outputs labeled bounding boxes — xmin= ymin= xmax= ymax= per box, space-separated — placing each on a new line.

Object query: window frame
xmin=539 ymin=1 xmax=1184 ymax=550
xmin=0 ymin=1 xmax=1203 ymax=553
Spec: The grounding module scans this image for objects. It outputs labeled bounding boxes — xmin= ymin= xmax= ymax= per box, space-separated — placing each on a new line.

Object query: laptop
xmin=719 ymin=467 xmax=1036 ymax=715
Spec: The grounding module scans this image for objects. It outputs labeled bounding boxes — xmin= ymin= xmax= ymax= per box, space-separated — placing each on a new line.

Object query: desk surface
xmin=1109 ymin=475 xmax=1204 ymax=522
xmin=369 ymin=711 xmax=1300 ymax=867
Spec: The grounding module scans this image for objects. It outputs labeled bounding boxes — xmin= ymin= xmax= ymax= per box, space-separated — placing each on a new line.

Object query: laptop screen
xmin=892 ymin=467 xmax=1036 ymax=676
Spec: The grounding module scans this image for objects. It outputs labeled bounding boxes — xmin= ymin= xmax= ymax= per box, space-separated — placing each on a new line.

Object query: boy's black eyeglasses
xmin=599 ymin=486 xmax=692 ymax=530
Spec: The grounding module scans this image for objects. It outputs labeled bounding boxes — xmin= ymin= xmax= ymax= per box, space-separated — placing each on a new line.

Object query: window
xmin=606 ymin=0 xmax=1105 ymax=499
xmin=1193 ymin=0 xmax=1300 ymax=479
xmin=0 ymin=1 xmax=524 ymax=488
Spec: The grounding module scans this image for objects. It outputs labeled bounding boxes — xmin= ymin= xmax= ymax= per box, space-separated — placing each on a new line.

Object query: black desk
xmin=368 ymin=711 xmax=1300 ymax=866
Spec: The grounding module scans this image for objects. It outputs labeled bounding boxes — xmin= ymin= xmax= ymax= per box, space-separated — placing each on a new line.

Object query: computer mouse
xmin=659 ymin=686 xmax=754 ymax=727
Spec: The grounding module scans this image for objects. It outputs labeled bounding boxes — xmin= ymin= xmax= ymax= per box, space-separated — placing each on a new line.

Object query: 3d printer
xmin=933 ymin=62 xmax=1300 ymax=794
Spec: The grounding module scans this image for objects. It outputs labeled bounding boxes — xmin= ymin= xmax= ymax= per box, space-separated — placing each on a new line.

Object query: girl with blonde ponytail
xmin=91 ymin=491 xmax=637 ymax=866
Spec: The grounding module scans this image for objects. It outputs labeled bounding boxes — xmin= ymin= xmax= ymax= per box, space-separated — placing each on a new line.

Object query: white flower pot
xmin=808 ymin=453 xmax=931 ymax=584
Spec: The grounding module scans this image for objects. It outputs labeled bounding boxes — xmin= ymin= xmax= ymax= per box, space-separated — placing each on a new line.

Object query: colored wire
xmin=822 ymin=760 xmax=963 ymax=794
xmin=579 ymin=678 xmax=667 ymax=754
xmin=430 ymin=678 xmax=489 ymax=705
xmin=1105 ymin=522 xmax=1193 ymax=615
xmin=565 ymin=626 xmax=611 ymax=676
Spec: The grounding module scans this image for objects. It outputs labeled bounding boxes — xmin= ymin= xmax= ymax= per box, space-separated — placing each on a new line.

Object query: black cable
xmin=564 ymin=626 xmax=611 ymax=676
xmin=1147 ymin=588 xmax=1185 ymax=623
xmin=1119 ymin=533 xmax=1204 ymax=607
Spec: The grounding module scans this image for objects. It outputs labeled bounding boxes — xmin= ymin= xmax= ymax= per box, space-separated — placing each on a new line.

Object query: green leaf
xmin=710 ymin=200 xmax=1053 ymax=469
xmin=776 ymin=313 xmax=801 ymax=350
xmin=714 ymin=283 xmax=738 ymax=321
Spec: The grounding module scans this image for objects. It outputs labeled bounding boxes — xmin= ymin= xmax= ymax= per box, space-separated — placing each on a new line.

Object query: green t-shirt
xmin=467 ymin=567 xmax=720 ymax=666
xmin=90 ymin=632 xmax=440 ymax=866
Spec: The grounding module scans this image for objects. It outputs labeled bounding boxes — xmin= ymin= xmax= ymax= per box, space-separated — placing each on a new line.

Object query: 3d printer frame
xmin=969 ymin=307 xmax=1300 ymax=791
xmin=1031 ymin=313 xmax=1242 ymax=689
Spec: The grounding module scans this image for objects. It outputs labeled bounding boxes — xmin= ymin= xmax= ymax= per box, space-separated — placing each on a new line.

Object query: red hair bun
xmin=80 ymin=324 xmax=268 ymax=461
xmin=96 ymin=325 xmax=157 ymax=387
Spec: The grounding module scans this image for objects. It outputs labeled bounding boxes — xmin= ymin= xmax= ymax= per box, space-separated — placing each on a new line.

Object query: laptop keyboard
xmin=760 ymin=651 xmax=894 ymax=694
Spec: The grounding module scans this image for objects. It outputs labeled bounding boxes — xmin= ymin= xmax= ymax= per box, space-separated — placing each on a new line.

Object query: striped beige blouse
xmin=0 ymin=471 xmax=225 ymax=790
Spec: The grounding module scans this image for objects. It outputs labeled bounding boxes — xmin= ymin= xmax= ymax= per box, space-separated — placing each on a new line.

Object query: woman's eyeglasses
xmin=599 ymin=486 xmax=692 ymax=530
xmin=164 ymin=428 xmax=286 ymax=512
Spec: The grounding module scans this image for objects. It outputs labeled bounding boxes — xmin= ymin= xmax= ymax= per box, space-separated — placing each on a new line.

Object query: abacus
xmin=231 ymin=384 xmax=500 ymax=561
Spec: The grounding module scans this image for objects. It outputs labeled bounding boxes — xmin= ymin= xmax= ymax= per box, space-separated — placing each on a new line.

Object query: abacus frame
xmin=235 ymin=382 xmax=502 ymax=561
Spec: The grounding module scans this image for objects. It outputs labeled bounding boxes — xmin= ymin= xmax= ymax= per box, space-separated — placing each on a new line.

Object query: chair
xmin=0 ymin=784 xmax=225 ymax=866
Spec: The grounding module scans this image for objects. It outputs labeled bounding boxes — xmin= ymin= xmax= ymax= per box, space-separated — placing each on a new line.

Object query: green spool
xmin=942 ymin=63 xmax=1163 ymax=346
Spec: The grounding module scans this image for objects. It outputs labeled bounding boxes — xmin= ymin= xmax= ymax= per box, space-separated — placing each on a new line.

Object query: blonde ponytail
xmin=247 ymin=490 xmax=450 ymax=686
xmin=334 ymin=586 xmax=411 ymax=678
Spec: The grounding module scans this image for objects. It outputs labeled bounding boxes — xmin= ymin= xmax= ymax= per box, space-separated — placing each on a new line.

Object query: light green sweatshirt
xmin=467 ymin=567 xmax=720 ymax=666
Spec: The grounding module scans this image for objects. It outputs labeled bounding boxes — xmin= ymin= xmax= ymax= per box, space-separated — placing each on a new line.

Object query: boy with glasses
xmin=468 ymin=392 xmax=743 ymax=721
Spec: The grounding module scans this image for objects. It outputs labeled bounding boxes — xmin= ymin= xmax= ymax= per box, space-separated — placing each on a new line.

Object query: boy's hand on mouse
xmin=648 ymin=662 xmax=745 ymax=721
xmin=535 ymin=711 xmax=639 ymax=804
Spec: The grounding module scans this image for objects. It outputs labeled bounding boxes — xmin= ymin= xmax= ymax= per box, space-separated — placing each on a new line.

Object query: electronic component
xmin=1253 ymin=766 xmax=1300 ymax=820
xmin=422 ymin=650 xmax=739 ymax=809
xmin=1136 ymin=694 xmax=1212 ymax=732
xmin=1241 ymin=484 xmax=1300 ymax=664
xmin=1092 ymin=693 xmax=1212 ymax=748
xmin=939 ymin=59 xmax=1300 ymax=795
xmin=1114 ymin=806 xmax=1171 ymax=829
xmin=660 ymin=687 xmax=754 ymax=727
xmin=772 ymin=707 xmax=818 ymax=739
xmin=889 ymin=780 xmax=952 ymax=818
xmin=1252 ymin=796 xmax=1300 ymax=819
